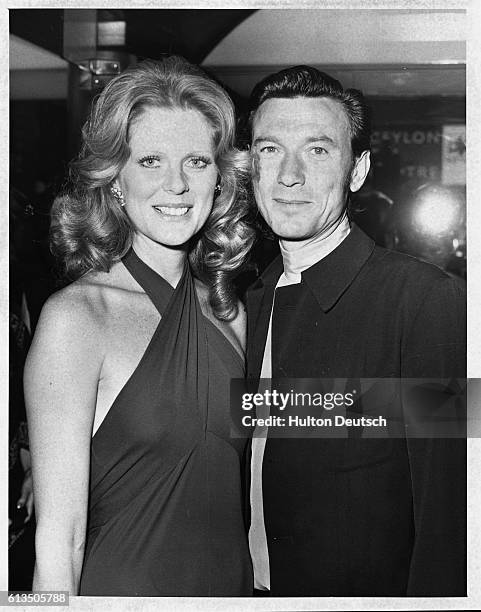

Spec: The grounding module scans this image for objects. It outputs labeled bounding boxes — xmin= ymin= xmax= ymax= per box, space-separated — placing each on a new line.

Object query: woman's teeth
xmin=155 ymin=206 xmax=189 ymax=216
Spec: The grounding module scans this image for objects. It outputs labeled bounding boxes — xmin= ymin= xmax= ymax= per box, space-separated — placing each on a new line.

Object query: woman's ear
xmin=350 ymin=150 xmax=371 ymax=193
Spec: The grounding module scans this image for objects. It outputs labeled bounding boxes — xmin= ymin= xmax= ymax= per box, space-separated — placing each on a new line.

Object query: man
xmin=245 ymin=66 xmax=466 ymax=596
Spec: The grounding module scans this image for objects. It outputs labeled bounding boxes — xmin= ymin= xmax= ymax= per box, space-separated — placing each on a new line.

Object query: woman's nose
xmin=162 ymin=163 xmax=189 ymax=194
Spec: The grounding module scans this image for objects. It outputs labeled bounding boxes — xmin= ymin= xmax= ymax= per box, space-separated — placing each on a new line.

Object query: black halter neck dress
xmin=78 ymin=249 xmax=252 ymax=596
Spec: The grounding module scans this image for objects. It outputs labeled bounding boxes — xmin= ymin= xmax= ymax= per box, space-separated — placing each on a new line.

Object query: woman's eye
xmin=186 ymin=157 xmax=210 ymax=170
xmin=139 ymin=156 xmax=161 ymax=168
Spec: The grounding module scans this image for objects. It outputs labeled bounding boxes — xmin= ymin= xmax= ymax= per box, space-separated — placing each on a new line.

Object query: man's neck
xmin=279 ymin=214 xmax=351 ymax=277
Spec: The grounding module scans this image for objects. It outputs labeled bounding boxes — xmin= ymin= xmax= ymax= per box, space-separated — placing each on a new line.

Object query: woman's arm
xmin=24 ymin=290 xmax=103 ymax=594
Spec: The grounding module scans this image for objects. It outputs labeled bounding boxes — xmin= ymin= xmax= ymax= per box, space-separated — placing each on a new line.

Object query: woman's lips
xmin=153 ymin=205 xmax=190 ymax=216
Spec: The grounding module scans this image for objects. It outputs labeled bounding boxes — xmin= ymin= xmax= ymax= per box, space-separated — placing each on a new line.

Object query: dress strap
xmin=119 ymin=247 xmax=209 ymax=438
xmin=122 ymin=248 xmax=184 ymax=316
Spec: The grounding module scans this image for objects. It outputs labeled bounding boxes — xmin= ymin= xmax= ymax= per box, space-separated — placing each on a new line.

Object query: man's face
xmin=251 ymin=96 xmax=369 ymax=241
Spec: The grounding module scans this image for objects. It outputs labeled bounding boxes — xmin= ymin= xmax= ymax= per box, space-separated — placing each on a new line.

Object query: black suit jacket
xmin=246 ymin=225 xmax=466 ymax=596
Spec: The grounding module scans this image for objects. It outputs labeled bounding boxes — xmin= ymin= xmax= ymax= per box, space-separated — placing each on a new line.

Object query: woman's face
xmin=116 ymin=106 xmax=218 ymax=249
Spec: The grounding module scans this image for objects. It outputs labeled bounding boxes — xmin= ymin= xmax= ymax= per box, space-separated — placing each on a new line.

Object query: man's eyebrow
xmin=253 ymin=136 xmax=281 ymax=146
xmin=305 ymin=135 xmax=336 ymax=145
xmin=253 ymin=135 xmax=337 ymax=146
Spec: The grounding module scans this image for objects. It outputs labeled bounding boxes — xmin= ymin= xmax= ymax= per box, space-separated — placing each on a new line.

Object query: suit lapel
xmin=246 ymin=255 xmax=283 ymax=380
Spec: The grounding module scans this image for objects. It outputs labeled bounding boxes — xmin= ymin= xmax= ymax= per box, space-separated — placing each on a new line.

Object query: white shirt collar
xmin=279 ymin=213 xmax=351 ymax=281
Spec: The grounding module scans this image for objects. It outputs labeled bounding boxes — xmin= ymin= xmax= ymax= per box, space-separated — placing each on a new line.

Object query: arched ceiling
xmin=203 ymin=9 xmax=466 ymax=98
xmin=204 ymin=9 xmax=465 ymax=66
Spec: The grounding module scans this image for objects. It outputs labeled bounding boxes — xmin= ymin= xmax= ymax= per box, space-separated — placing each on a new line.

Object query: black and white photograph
xmin=4 ymin=2 xmax=480 ymax=611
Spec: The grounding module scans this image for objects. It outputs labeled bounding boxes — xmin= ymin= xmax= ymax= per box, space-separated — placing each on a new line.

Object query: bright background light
xmin=412 ymin=188 xmax=460 ymax=236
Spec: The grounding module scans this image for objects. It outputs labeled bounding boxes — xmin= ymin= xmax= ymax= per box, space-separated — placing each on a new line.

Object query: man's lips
xmin=273 ymin=198 xmax=312 ymax=205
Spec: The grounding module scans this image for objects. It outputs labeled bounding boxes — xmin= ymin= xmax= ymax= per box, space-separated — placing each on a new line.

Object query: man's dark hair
xmin=248 ymin=65 xmax=371 ymax=158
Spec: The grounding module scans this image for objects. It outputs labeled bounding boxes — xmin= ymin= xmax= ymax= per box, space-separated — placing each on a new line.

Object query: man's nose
xmin=162 ymin=163 xmax=189 ymax=194
xmin=277 ymin=153 xmax=305 ymax=187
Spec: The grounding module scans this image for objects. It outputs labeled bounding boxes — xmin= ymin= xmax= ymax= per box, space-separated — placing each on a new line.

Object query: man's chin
xmin=272 ymin=224 xmax=315 ymax=242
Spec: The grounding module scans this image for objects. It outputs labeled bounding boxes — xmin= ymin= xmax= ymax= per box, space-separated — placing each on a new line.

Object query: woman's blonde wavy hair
xmin=51 ymin=56 xmax=255 ymax=320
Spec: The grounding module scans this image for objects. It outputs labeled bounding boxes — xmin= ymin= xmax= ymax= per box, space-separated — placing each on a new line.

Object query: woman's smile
xmin=152 ymin=205 xmax=191 ymax=217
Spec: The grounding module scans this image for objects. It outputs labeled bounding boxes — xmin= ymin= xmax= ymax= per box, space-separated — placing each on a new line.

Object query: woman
xmin=24 ymin=56 xmax=255 ymax=596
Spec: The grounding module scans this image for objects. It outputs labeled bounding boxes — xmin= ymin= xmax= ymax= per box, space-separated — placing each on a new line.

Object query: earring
xmin=214 ymin=184 xmax=222 ymax=198
xmin=110 ymin=185 xmax=125 ymax=207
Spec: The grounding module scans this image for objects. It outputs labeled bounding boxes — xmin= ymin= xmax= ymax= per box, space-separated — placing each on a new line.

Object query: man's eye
xmin=311 ymin=147 xmax=328 ymax=156
xmin=139 ymin=156 xmax=161 ymax=168
xmin=259 ymin=146 xmax=278 ymax=154
xmin=185 ymin=156 xmax=210 ymax=169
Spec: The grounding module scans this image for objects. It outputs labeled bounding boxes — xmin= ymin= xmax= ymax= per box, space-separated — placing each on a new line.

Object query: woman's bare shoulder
xmin=35 ymin=262 xmax=133 ymax=343
xmin=40 ymin=275 xmax=105 ymax=330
